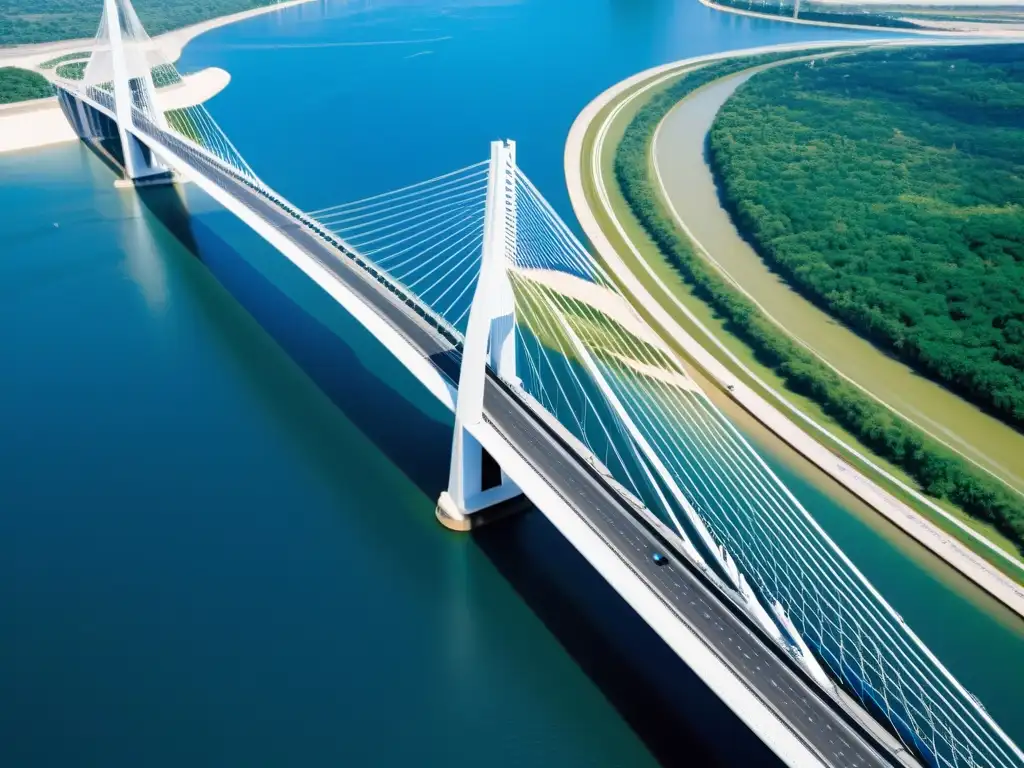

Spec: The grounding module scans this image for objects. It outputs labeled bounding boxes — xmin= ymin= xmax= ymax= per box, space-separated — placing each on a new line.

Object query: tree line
xmin=614 ymin=49 xmax=1024 ymax=552
xmin=0 ymin=67 xmax=52 ymax=104
xmin=708 ymin=45 xmax=1024 ymax=430
xmin=0 ymin=0 xmax=280 ymax=45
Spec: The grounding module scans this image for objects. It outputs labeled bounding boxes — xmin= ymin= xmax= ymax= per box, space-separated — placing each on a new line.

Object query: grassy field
xmin=577 ymin=57 xmax=1024 ymax=586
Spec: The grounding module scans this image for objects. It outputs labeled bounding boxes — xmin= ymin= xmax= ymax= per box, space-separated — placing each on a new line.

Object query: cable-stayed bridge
xmin=47 ymin=1 xmax=1023 ymax=766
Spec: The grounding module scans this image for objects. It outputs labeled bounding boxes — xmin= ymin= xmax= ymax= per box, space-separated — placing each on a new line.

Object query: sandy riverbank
xmin=155 ymin=0 xmax=317 ymax=64
xmin=511 ymin=266 xmax=672 ymax=351
xmin=0 ymin=67 xmax=231 ymax=154
xmin=565 ymin=41 xmax=1024 ymax=619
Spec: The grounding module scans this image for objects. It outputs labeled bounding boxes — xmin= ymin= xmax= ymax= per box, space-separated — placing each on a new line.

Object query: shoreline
xmin=0 ymin=0 xmax=316 ymax=68
xmin=0 ymin=67 xmax=231 ymax=154
xmin=155 ymin=0 xmax=318 ymax=65
xmin=0 ymin=0 xmax=314 ymax=155
xmin=564 ymin=40 xmax=1024 ymax=620
xmin=697 ymin=0 xmax=1024 ymax=37
xmin=651 ymin=63 xmax=1024 ymax=497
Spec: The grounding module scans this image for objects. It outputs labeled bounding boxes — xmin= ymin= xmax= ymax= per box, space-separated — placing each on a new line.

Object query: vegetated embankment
xmin=614 ymin=51 xmax=1024 ymax=555
xmin=708 ymin=45 xmax=1024 ymax=431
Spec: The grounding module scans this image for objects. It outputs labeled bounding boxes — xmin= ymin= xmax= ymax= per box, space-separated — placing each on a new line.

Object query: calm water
xmin=0 ymin=1 xmax=1020 ymax=765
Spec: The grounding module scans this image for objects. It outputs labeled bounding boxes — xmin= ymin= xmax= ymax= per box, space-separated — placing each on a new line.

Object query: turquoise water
xmin=0 ymin=1 xmax=1020 ymax=765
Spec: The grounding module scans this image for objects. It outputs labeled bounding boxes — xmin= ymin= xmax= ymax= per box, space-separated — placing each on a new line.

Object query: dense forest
xmin=0 ymin=66 xmax=52 ymax=103
xmin=709 ymin=46 xmax=1024 ymax=429
xmin=0 ymin=0 xmax=280 ymax=45
xmin=615 ymin=49 xmax=1024 ymax=552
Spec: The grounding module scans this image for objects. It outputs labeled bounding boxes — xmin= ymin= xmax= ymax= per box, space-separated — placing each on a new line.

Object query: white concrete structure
xmin=90 ymin=0 xmax=169 ymax=181
xmin=437 ymin=140 xmax=524 ymax=530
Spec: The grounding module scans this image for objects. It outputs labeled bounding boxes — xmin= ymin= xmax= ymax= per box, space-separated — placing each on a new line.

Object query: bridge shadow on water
xmin=134 ymin=184 xmax=782 ymax=768
xmin=135 ymin=182 xmax=453 ymax=498
xmin=475 ymin=514 xmax=783 ymax=768
xmin=84 ymin=137 xmax=129 ymax=179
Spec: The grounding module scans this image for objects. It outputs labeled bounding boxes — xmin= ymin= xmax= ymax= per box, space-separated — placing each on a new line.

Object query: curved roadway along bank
xmin=564 ymin=41 xmax=1024 ymax=620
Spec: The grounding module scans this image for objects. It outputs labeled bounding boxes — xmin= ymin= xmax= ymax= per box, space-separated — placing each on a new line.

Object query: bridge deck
xmin=67 ymin=87 xmax=907 ymax=768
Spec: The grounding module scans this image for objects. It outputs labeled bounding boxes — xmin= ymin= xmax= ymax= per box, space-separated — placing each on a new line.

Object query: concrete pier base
xmin=435 ymin=490 xmax=532 ymax=532
xmin=113 ymin=171 xmax=178 ymax=189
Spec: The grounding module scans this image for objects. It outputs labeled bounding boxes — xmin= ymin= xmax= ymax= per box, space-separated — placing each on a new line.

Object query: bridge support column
xmin=57 ymin=89 xmax=97 ymax=140
xmin=436 ymin=140 xmax=527 ymax=532
xmin=102 ymin=0 xmax=170 ymax=185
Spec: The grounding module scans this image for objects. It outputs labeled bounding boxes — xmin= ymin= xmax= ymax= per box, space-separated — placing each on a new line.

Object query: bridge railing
xmin=112 ymin=88 xmax=471 ymax=357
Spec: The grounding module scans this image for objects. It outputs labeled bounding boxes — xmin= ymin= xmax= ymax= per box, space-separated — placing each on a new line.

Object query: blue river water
xmin=0 ymin=1 xmax=1020 ymax=765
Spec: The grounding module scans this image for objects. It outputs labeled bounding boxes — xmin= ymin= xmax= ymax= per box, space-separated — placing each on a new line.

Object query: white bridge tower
xmin=436 ymin=140 xmax=526 ymax=531
xmin=82 ymin=0 xmax=170 ymax=183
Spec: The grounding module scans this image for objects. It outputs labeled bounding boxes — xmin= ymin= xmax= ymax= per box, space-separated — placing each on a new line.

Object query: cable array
xmin=507 ymin=166 xmax=1022 ymax=768
xmin=310 ymin=162 xmax=490 ymax=334
xmin=73 ymin=0 xmax=256 ymax=182
xmin=160 ymin=105 xmax=256 ymax=180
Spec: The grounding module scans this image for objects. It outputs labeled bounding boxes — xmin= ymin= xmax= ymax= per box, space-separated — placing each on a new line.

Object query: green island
xmin=0 ymin=0 xmax=283 ymax=46
xmin=612 ymin=48 xmax=1024 ymax=558
xmin=708 ymin=46 xmax=1024 ymax=430
xmin=0 ymin=66 xmax=52 ymax=104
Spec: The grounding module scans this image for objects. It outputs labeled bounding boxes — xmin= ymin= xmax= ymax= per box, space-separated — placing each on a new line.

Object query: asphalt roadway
xmin=115 ymin=107 xmax=906 ymax=768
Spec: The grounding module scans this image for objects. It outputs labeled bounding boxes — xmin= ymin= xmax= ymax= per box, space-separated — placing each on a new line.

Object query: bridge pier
xmin=57 ymin=89 xmax=110 ymax=142
xmin=437 ymin=140 xmax=527 ymax=532
xmin=59 ymin=88 xmax=174 ymax=186
xmin=73 ymin=0 xmax=173 ymax=186
xmin=114 ymin=130 xmax=172 ymax=186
